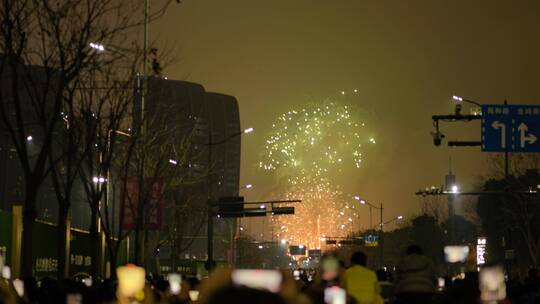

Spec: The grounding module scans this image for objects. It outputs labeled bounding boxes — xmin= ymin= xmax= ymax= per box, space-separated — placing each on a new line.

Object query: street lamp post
xmin=451 ymin=95 xmax=511 ymax=179
xmin=232 ymin=184 xmax=253 ymax=266
xmin=452 ymin=95 xmax=482 ymax=107
xmin=355 ymin=196 xmax=384 ymax=267
xmin=207 ymin=127 xmax=253 ymax=270
xmin=96 ymin=130 xmax=132 ymax=275
xmin=377 ymin=215 xmax=404 ymax=228
xmin=106 ymin=129 xmax=131 ymax=263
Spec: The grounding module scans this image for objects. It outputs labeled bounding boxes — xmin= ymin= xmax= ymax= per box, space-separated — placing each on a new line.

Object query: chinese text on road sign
xmin=482 ymin=105 xmax=540 ymax=152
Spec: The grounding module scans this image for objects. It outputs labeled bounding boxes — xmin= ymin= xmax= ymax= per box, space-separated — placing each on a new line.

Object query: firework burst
xmin=260 ymin=99 xmax=376 ymax=249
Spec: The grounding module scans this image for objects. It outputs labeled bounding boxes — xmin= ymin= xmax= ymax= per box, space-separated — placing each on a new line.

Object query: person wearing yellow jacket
xmin=344 ymin=251 xmax=384 ymax=304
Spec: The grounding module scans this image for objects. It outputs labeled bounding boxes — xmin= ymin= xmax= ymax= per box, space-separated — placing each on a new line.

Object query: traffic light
xmin=308 ymin=249 xmax=321 ymax=259
xmin=217 ymin=196 xmax=244 ymax=218
xmin=289 ymin=245 xmax=306 ymax=255
xmin=243 ymin=207 xmax=267 ymax=217
xmin=272 ymin=206 xmax=294 ymax=215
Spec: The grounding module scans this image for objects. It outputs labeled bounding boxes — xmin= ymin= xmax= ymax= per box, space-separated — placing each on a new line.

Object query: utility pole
xmin=379 ymin=203 xmax=383 ymax=268
xmin=207 ymin=197 xmax=299 ymax=270
xmin=445 ymin=165 xmax=456 ymax=244
xmin=134 ymin=0 xmax=149 ymax=267
xmin=369 ymin=207 xmax=372 ymax=228
xmin=354 ymin=196 xmax=384 ymax=267
xmin=206 ymin=133 xmax=214 ymax=271
xmin=205 ymin=128 xmax=254 ymax=271
xmin=317 ymin=216 xmax=321 ymax=249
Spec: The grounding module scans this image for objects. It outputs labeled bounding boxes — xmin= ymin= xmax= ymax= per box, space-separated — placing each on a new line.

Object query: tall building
xmin=0 ymin=64 xmax=90 ymax=229
xmin=206 ymin=92 xmax=241 ymax=198
xmin=139 ymin=77 xmax=241 ymax=267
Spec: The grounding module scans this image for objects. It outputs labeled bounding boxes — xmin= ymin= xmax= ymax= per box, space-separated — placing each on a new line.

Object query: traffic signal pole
xmin=379 ymin=203 xmax=383 ymax=268
xmin=207 ymin=196 xmax=301 ymax=271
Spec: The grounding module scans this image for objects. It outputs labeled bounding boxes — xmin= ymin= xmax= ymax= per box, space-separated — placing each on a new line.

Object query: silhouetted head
xmin=406 ymin=244 xmax=423 ymax=255
xmin=207 ymin=286 xmax=287 ymax=304
xmin=376 ymin=269 xmax=388 ymax=281
xmin=350 ymin=251 xmax=368 ymax=266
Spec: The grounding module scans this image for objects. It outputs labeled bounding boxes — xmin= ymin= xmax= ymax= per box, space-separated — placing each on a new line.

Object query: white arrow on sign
xmin=491 ymin=120 xmax=506 ymax=149
xmin=518 ymin=123 xmax=538 ymax=148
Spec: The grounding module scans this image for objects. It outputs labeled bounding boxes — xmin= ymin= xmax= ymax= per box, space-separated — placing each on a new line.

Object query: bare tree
xmin=0 ymin=0 xmax=173 ymax=277
xmin=77 ymin=55 xmax=140 ymax=278
xmin=486 ymin=153 xmax=540 ymax=179
xmin=87 ymin=81 xmax=207 ymax=276
xmin=419 ymin=195 xmax=448 ymax=223
xmin=478 ymin=154 xmax=540 ymax=272
xmin=157 ymin=162 xmax=209 ymax=273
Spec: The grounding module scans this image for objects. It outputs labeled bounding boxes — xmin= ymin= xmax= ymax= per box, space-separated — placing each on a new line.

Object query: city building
xmin=138 ymin=77 xmax=241 ymax=270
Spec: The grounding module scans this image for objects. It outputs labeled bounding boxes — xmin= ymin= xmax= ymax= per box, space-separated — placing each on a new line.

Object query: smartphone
xmin=479 ymin=265 xmax=506 ymax=303
xmin=293 ymin=270 xmax=300 ymax=280
xmin=321 ymin=257 xmax=339 ymax=281
xmin=324 ymin=286 xmax=346 ymax=304
xmin=189 ymin=290 xmax=199 ymax=301
xmin=444 ymin=246 xmax=470 ymax=263
xmin=167 ymin=273 xmax=181 ymax=295
xmin=82 ymin=277 xmax=93 ymax=287
xmin=116 ymin=265 xmax=146 ymax=297
xmin=231 ymin=269 xmax=282 ymax=293
xmin=13 ymin=279 xmax=24 ymax=297
xmin=2 ymin=266 xmax=11 ymax=280
xmin=437 ymin=277 xmax=445 ymax=291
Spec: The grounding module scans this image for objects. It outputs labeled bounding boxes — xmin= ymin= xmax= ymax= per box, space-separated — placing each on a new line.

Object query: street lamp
xmin=452 ymin=95 xmax=482 ymax=107
xmin=207 ymin=127 xmax=254 ymax=270
xmin=452 ymin=95 xmax=482 ymax=116
xmin=354 ymin=196 xmax=384 ymax=267
xmin=92 ymin=176 xmax=106 ymax=184
xmin=379 ymin=215 xmax=404 ymax=228
xmin=354 ymin=196 xmax=378 ymax=228
xmin=235 ymin=182 xmax=253 ymax=263
xmin=98 ymin=129 xmax=131 ymax=274
xmin=89 ymin=42 xmax=105 ymax=52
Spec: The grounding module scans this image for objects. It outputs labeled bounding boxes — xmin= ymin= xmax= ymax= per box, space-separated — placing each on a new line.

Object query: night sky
xmin=153 ymin=0 xmax=540 ymax=236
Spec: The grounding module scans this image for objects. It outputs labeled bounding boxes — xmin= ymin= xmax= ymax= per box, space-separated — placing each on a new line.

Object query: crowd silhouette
xmin=0 ymin=244 xmax=538 ymax=303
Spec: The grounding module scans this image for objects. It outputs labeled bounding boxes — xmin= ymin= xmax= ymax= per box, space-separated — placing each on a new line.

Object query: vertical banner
xmin=122 ymin=178 xmax=163 ymax=230
xmin=145 ymin=178 xmax=163 ymax=230
xmin=122 ymin=178 xmax=139 ymax=230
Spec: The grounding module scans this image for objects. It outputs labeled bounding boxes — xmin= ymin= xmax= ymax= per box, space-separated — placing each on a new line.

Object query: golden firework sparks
xmin=261 ymin=100 xmax=376 ymax=250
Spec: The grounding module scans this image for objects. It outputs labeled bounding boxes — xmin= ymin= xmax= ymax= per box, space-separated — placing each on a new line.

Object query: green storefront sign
xmin=32 ymin=221 xmax=128 ymax=278
xmin=159 ymin=259 xmax=209 ymax=277
xmin=32 ymin=221 xmax=58 ymax=277
xmin=0 ymin=210 xmax=127 ymax=278
xmin=159 ymin=259 xmax=230 ymax=278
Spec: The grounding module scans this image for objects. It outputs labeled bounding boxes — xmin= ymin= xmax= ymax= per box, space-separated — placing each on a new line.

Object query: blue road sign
xmin=482 ymin=105 xmax=540 ymax=152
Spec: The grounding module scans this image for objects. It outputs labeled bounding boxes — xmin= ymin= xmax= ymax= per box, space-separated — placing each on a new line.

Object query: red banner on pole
xmin=145 ymin=178 xmax=163 ymax=230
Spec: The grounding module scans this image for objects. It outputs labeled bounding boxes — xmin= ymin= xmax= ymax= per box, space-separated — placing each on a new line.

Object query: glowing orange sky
xmin=152 ymin=0 xmax=540 ymax=237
